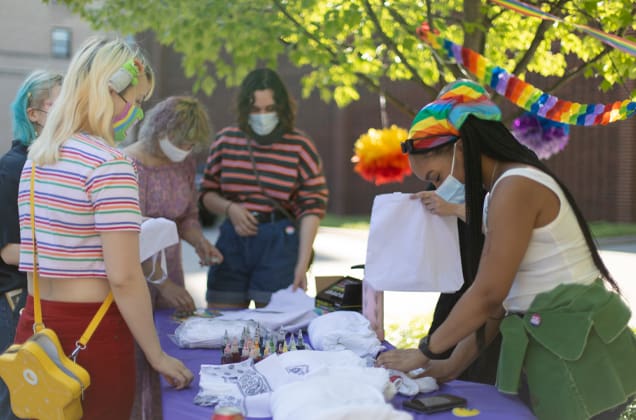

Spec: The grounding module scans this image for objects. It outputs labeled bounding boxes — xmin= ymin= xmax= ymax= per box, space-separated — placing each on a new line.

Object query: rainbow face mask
xmin=112 ymin=101 xmax=143 ymax=143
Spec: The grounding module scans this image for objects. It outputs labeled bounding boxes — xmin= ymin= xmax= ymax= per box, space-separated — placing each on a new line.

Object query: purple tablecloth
xmin=155 ymin=310 xmax=536 ymax=419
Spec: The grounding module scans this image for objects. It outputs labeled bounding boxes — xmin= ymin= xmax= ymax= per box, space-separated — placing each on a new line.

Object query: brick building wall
xmin=544 ymin=80 xmax=636 ymax=222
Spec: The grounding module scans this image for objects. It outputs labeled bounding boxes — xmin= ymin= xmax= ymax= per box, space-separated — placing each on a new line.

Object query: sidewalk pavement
xmin=183 ymin=224 xmax=636 ymax=327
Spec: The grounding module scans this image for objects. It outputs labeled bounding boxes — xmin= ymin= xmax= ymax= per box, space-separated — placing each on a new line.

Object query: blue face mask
xmin=435 ymin=142 xmax=465 ymax=204
xmin=249 ymin=112 xmax=279 ymax=136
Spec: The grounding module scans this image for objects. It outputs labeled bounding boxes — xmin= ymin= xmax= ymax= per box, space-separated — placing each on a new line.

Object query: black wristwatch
xmin=418 ymin=335 xmax=449 ymax=360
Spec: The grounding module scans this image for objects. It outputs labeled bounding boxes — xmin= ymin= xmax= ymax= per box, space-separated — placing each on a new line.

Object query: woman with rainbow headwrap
xmin=376 ymin=79 xmax=636 ymax=420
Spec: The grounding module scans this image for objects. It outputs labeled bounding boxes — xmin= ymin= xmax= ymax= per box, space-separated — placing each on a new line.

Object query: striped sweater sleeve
xmin=200 ymin=134 xmax=223 ymax=194
xmin=293 ymin=133 xmax=328 ymax=219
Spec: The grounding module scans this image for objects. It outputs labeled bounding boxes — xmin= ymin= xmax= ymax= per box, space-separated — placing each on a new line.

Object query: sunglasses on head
xmin=400 ymin=135 xmax=458 ymax=154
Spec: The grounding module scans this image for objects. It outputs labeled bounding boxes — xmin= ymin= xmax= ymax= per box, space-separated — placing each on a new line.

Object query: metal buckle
xmin=250 ymin=211 xmax=263 ymax=223
xmin=70 ymin=341 xmax=86 ymax=362
xmin=5 ymin=289 xmax=23 ymax=312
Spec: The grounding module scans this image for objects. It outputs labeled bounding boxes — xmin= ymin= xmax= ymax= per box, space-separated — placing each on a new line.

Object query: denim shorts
xmin=206 ymin=219 xmax=299 ymax=305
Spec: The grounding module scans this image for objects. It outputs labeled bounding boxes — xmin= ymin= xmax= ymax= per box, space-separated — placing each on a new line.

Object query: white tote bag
xmin=139 ymin=217 xmax=179 ymax=283
xmin=364 ymin=193 xmax=463 ymax=292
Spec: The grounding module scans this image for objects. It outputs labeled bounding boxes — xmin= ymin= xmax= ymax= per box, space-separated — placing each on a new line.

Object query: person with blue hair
xmin=0 ymin=70 xmax=62 ymax=420
xmin=1 ymin=70 xmax=62 ymax=350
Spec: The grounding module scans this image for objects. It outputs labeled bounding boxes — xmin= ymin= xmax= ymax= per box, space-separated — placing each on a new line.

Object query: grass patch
xmin=589 ymin=221 xmax=636 ymax=239
xmin=321 ymin=213 xmax=370 ymax=229
xmin=621 ymin=402 xmax=636 ymax=420
xmin=321 ymin=215 xmax=636 ymax=240
xmin=385 ymin=313 xmax=432 ymax=349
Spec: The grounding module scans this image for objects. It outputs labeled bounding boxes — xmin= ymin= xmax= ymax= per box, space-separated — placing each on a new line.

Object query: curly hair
xmin=137 ymin=96 xmax=211 ymax=157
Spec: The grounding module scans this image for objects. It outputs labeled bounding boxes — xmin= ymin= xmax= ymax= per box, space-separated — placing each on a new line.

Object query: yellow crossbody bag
xmin=0 ymin=165 xmax=113 ymax=420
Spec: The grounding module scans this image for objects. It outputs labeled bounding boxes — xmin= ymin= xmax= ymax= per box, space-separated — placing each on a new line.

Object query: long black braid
xmin=459 ymin=115 xmax=618 ymax=293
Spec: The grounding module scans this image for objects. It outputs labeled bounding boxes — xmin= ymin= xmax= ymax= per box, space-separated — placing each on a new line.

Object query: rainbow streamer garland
xmin=417 ymin=23 xmax=636 ymax=126
xmin=491 ymin=0 xmax=636 ymax=57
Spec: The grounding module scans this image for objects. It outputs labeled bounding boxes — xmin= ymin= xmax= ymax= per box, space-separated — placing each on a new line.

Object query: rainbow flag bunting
xmin=417 ymin=23 xmax=636 ymax=126
xmin=491 ymin=0 xmax=636 ymax=57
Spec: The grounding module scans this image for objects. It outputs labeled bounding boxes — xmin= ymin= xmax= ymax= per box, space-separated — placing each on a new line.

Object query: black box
xmin=315 ymin=276 xmax=362 ymax=313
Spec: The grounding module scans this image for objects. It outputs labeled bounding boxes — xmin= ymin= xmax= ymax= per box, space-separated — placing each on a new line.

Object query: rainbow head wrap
xmin=404 ymin=79 xmax=502 ymax=153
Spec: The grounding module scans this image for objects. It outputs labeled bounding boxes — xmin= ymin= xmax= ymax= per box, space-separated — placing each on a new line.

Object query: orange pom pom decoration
xmin=351 ymin=125 xmax=411 ymax=185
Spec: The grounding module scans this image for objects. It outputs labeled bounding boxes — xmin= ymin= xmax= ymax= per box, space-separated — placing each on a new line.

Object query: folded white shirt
xmin=218 ymin=287 xmax=318 ymax=333
xmin=195 ymin=359 xmax=274 ymax=418
xmin=303 ymin=404 xmax=413 ymax=420
xmin=270 ymin=374 xmax=412 ymax=420
xmin=308 ymin=311 xmax=384 ymax=358
xmin=254 ymin=349 xmax=367 ymax=391
xmin=266 ymin=286 xmax=316 ymax=311
xmin=309 ymin=366 xmax=397 ymax=400
xmin=195 ymin=349 xmax=371 ymax=418
xmin=172 ymin=318 xmax=263 ymax=348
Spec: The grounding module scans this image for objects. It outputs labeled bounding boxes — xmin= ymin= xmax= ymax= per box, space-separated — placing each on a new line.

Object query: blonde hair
xmin=29 ymin=36 xmax=155 ymax=164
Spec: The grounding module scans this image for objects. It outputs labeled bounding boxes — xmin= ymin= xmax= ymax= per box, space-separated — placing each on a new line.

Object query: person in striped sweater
xmin=200 ymin=68 xmax=329 ymax=309
xmin=13 ymin=37 xmax=192 ymax=419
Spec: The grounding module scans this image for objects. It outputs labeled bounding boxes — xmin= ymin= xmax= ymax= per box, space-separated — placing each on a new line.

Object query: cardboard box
xmin=314 ymin=276 xmax=384 ymax=341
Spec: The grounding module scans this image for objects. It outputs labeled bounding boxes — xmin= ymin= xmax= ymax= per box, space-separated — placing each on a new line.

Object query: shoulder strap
xmin=30 ymin=165 xmax=113 ymax=354
xmin=30 ymin=166 xmax=44 ymax=333
xmin=493 ymin=167 xmax=564 ymax=202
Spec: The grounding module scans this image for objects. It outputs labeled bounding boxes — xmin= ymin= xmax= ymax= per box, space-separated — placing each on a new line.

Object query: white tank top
xmin=483 ymin=167 xmax=600 ymax=312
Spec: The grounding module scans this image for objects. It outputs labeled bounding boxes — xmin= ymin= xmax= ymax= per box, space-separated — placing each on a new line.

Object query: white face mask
xmin=159 ymin=137 xmax=192 ymax=162
xmin=435 ymin=142 xmax=465 ymax=204
xmin=248 ymin=112 xmax=279 ymax=136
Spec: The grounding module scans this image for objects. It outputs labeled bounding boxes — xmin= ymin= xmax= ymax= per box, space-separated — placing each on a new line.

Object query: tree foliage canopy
xmin=55 ymin=0 xmax=636 ymax=117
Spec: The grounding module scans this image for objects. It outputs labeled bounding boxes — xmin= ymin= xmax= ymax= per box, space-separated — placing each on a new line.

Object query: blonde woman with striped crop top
xmin=13 ymin=37 xmax=193 ymax=420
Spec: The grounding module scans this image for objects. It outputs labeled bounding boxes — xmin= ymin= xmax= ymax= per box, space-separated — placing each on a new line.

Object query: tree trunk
xmin=464 ymin=0 xmax=485 ymax=54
